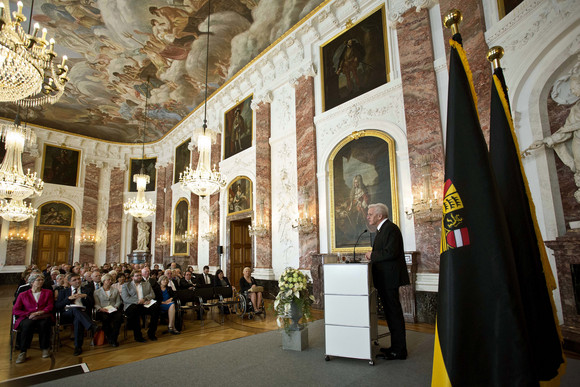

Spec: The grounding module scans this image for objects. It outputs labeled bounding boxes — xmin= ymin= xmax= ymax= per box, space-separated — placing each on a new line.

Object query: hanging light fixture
xmin=0 ymin=114 xmax=43 ymax=201
xmin=0 ymin=0 xmax=69 ymax=106
xmin=123 ymin=79 xmax=156 ymax=219
xmin=180 ymin=0 xmax=226 ymax=197
xmin=0 ymin=198 xmax=37 ymax=221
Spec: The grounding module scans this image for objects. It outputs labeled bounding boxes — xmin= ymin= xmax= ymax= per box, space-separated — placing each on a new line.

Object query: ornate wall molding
xmin=387 ymin=0 xmax=439 ymax=27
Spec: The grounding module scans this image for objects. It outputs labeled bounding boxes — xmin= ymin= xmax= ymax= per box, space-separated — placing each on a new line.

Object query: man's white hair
xmin=369 ymin=203 xmax=389 ymax=218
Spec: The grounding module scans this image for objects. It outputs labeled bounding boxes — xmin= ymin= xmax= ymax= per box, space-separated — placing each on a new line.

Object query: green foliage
xmin=274 ymin=267 xmax=315 ymax=330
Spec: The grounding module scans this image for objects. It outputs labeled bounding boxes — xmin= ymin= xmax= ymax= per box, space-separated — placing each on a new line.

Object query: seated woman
xmin=239 ymin=267 xmax=263 ymax=313
xmin=94 ymin=274 xmax=123 ymax=347
xmin=13 ymin=274 xmax=54 ymax=363
xmin=214 ymin=269 xmax=231 ymax=288
xmin=156 ymin=275 xmax=180 ymax=334
xmin=112 ymin=273 xmax=126 ymax=293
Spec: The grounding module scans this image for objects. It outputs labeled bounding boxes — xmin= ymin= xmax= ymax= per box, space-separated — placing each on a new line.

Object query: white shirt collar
xmin=377 ymin=218 xmax=388 ymax=231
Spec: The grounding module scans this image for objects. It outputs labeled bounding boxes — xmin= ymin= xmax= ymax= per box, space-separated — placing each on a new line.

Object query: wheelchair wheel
xmin=237 ymin=294 xmax=248 ymax=318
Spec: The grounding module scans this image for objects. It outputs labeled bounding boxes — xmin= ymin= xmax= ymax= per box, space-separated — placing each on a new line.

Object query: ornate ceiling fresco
xmin=0 ymin=0 xmax=324 ymax=143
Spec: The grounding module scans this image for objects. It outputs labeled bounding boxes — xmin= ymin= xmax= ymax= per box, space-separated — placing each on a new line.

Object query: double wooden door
xmin=36 ymin=229 xmax=73 ymax=268
xmin=229 ymin=219 xmax=252 ymax=285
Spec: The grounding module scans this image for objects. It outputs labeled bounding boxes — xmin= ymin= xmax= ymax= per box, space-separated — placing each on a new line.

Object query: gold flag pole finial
xmin=487 ymin=46 xmax=505 ymax=71
xmin=443 ymin=9 xmax=462 ymax=35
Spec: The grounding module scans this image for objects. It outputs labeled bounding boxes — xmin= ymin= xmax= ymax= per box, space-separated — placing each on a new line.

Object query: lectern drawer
xmin=325 ymin=325 xmax=371 ymax=359
xmin=324 ymin=295 xmax=370 ymax=326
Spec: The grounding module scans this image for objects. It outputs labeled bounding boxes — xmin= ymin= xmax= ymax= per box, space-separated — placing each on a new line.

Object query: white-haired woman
xmin=94 ymin=274 xmax=123 ymax=347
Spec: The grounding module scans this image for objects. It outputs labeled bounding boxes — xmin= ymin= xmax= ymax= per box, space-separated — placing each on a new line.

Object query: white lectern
xmin=324 ymin=262 xmax=378 ymax=365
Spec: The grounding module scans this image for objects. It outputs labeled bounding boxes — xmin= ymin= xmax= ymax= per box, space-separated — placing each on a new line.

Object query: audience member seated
xmin=179 ymin=271 xmax=196 ymax=290
xmin=163 ymin=269 xmax=179 ymax=291
xmin=121 ymin=271 xmax=160 ymax=342
xmin=93 ymin=274 xmax=123 ymax=347
xmin=239 ymin=267 xmax=263 ymax=313
xmin=156 ymin=275 xmax=180 ymax=335
xmin=88 ymin=270 xmax=102 ymax=291
xmin=55 ymin=273 xmax=98 ymax=356
xmin=13 ymin=274 xmax=54 ymax=363
xmin=112 ymin=273 xmax=126 ymax=293
xmin=214 ymin=269 xmax=232 ymax=288
xmin=198 ymin=265 xmax=214 ymax=287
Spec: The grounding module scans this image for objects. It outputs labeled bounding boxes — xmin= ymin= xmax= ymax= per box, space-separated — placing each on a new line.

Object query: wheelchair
xmin=237 ymin=290 xmax=265 ymax=320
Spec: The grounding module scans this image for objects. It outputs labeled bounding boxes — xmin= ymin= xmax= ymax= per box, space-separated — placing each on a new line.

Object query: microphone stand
xmin=352 ymin=229 xmax=368 ymax=263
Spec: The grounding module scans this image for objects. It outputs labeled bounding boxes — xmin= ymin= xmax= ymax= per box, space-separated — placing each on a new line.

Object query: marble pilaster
xmin=106 ymin=168 xmax=124 ymax=262
xmin=165 ymin=164 xmax=174 ymax=259
xmin=155 ymin=166 xmax=167 ymax=261
xmin=438 ymin=0 xmax=491 ymax=141
xmin=80 ymin=163 xmax=100 ymax=264
xmin=208 ymin=135 xmax=221 ymax=267
xmin=189 ymin=150 xmax=199 ymax=266
xmin=398 ymin=8 xmax=444 ymax=272
xmin=255 ymin=101 xmax=273 ymax=269
xmin=295 ymin=76 xmax=319 ymax=270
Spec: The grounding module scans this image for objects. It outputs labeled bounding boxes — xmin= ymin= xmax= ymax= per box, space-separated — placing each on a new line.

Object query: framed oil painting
xmin=173 ymin=199 xmax=189 ymax=255
xmin=174 ymin=139 xmax=191 ymax=184
xmin=42 ymin=145 xmax=80 ymax=187
xmin=37 ymin=202 xmax=74 ymax=228
xmin=129 ymin=157 xmax=157 ymax=192
xmin=329 ymin=130 xmax=398 ymax=252
xmin=224 ymin=96 xmax=253 ymax=159
xmin=320 ymin=5 xmax=389 ymax=112
xmin=227 ymin=177 xmax=252 ymax=215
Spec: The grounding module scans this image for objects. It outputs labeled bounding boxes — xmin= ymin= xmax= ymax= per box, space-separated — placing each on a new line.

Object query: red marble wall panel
xmin=189 ymin=192 xmax=199 ymax=266
xmin=6 ymin=221 xmax=29 ymax=266
xmin=80 ymin=164 xmax=100 ymax=264
xmin=255 ymin=102 xmax=272 ymax=269
xmin=165 ymin=164 xmax=174 ymax=262
xmin=439 ymin=0 xmax=491 ymax=142
xmin=295 ymin=76 xmax=319 ymax=270
xmin=547 ymin=95 xmax=580 ymax=227
xmin=106 ymin=168 xmax=124 ymax=262
xmin=398 ymin=9 xmax=445 ymax=273
xmin=155 ymin=166 xmax=167 ymax=261
xmin=209 ymin=136 xmax=221 ymax=267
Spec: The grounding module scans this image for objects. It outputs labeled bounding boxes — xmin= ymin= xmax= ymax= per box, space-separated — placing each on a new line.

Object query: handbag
xmin=94 ymin=328 xmax=106 ymax=346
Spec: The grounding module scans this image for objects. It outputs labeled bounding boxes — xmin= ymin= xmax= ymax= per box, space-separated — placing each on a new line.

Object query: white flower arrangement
xmin=274 ymin=267 xmax=315 ymax=330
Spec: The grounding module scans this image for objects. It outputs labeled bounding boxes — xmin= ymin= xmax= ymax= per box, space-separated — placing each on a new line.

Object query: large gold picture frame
xmin=227 ymin=176 xmax=252 ymax=216
xmin=329 ymin=130 xmax=398 ymax=253
xmin=173 ymin=198 xmax=189 ymax=256
xmin=41 ymin=144 xmax=81 ymax=187
xmin=174 ymin=139 xmax=191 ymax=184
xmin=320 ymin=5 xmax=389 ymax=112
xmin=128 ymin=157 xmax=157 ymax=192
xmin=37 ymin=201 xmax=74 ymax=228
xmin=223 ymin=95 xmax=253 ymax=159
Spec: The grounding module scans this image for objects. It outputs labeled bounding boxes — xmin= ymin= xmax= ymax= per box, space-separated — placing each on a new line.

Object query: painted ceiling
xmin=0 ymin=0 xmax=324 ymax=143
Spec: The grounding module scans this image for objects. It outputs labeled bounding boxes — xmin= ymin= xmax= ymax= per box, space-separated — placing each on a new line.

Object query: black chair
xmin=194 ymin=287 xmax=220 ymax=326
xmin=214 ymin=286 xmax=239 ymax=324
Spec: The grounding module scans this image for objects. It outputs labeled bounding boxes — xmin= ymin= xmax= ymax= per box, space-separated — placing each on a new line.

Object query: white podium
xmin=323 ymin=263 xmax=378 ymax=365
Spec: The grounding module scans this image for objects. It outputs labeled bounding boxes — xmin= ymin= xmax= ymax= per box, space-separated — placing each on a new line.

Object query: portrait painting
xmin=227 ymin=177 xmax=252 ymax=215
xmin=38 ymin=202 xmax=74 ymax=228
xmin=129 ymin=158 xmax=157 ymax=192
xmin=173 ymin=199 xmax=189 ymax=255
xmin=224 ymin=96 xmax=253 ymax=159
xmin=329 ymin=131 xmax=398 ymax=252
xmin=320 ymin=6 xmax=389 ymax=112
xmin=42 ymin=145 xmax=80 ymax=187
xmin=174 ymin=139 xmax=191 ymax=184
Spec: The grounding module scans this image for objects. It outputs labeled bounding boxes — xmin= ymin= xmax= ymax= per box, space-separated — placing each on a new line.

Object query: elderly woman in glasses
xmin=13 ymin=273 xmax=54 ymax=363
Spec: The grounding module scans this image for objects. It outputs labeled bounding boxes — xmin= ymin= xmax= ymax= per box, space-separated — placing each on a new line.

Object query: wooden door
xmin=37 ymin=229 xmax=72 ymax=268
xmin=230 ymin=219 xmax=252 ymax=286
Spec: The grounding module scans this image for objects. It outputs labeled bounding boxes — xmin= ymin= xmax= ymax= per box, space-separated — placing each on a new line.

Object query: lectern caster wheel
xmin=373 ymin=340 xmax=379 ymax=345
xmin=325 ymin=355 xmax=331 ymax=361
xmin=369 ymin=360 xmax=375 ymax=366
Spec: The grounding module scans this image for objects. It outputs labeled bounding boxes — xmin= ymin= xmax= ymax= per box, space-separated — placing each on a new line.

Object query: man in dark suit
xmin=121 ymin=270 xmax=160 ymax=342
xmin=55 ymin=273 xmax=98 ymax=356
xmin=365 ymin=203 xmax=410 ymax=360
xmin=179 ymin=271 xmax=196 ymax=290
xmin=197 ymin=265 xmax=214 ymax=287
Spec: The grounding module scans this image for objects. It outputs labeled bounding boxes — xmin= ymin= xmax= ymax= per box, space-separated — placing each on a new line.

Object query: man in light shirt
xmin=121 ymin=270 xmax=160 ymax=342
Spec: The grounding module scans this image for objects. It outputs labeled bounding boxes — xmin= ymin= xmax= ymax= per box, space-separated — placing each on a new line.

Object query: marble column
xmin=106 ymin=168 xmax=124 ymax=262
xmin=80 ymin=163 xmax=100 ymax=264
xmin=254 ymin=101 xmax=273 ymax=269
xmin=165 ymin=164 xmax=174 ymax=263
xmin=439 ymin=0 xmax=491 ymax=140
xmin=155 ymin=165 xmax=168 ymax=262
xmin=208 ymin=135 xmax=221 ymax=267
xmin=189 ymin=149 xmax=199 ymax=266
xmin=6 ymin=152 xmax=37 ymax=266
xmin=294 ymin=76 xmax=319 ymax=270
xmin=397 ymin=8 xmax=444 ymax=272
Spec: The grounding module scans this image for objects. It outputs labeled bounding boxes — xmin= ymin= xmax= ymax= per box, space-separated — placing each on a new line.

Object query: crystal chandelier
xmin=182 ymin=229 xmax=197 ymax=244
xmin=0 ymin=198 xmax=37 ymax=221
xmin=123 ymin=80 xmax=156 ymax=219
xmin=0 ymin=1 xmax=69 ymax=106
xmin=0 ymin=116 xmax=43 ymax=200
xmin=180 ymin=0 xmax=226 ymax=197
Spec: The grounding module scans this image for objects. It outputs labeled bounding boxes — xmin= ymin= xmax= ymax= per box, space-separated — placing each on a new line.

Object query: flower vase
xmin=288 ymin=300 xmax=303 ymax=331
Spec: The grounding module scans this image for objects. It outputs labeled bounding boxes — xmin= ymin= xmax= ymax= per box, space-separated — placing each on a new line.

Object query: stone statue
xmin=524 ymin=72 xmax=580 ymax=202
xmin=136 ymin=218 xmax=150 ymax=252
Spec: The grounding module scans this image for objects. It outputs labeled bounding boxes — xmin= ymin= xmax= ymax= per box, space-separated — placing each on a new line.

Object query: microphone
xmin=352 ymin=229 xmax=368 ymax=263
